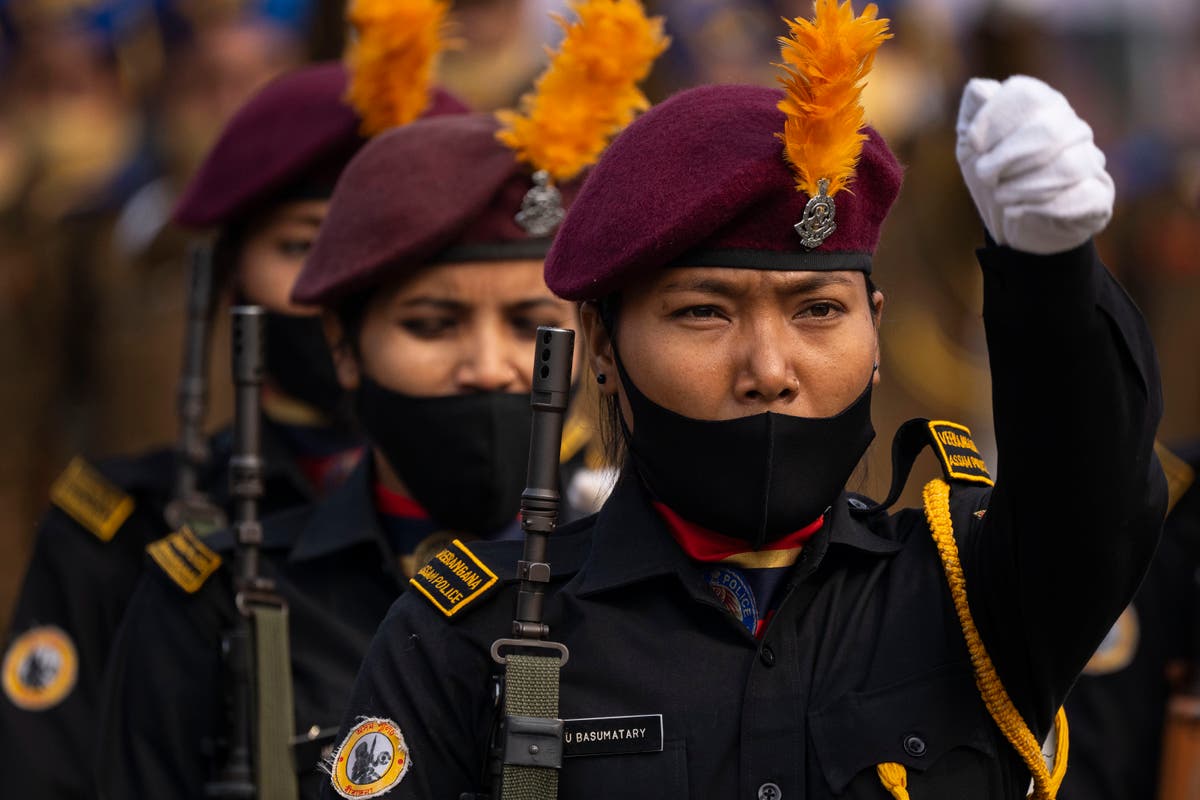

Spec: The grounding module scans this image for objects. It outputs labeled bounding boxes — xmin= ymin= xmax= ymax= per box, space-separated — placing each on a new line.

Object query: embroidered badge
xmin=927 ymin=420 xmax=994 ymax=486
xmin=330 ymin=718 xmax=411 ymax=799
xmin=704 ymin=567 xmax=758 ymax=635
xmin=49 ymin=457 xmax=135 ymax=542
xmin=146 ymin=526 xmax=223 ymax=593
xmin=409 ymin=539 xmax=499 ymax=618
xmin=2 ymin=626 xmax=78 ymax=710
xmin=1083 ymin=605 xmax=1139 ymax=675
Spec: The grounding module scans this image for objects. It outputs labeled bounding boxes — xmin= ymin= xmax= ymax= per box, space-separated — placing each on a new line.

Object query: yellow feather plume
xmin=344 ymin=0 xmax=452 ymax=137
xmin=496 ymin=0 xmax=669 ymax=183
xmin=776 ymin=0 xmax=891 ymax=197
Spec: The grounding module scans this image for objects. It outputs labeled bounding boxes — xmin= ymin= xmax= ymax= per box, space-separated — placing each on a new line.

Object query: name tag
xmin=562 ymin=715 xmax=664 ymax=757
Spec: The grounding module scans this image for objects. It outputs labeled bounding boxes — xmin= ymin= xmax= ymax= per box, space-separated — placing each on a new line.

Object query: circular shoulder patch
xmin=330 ymin=717 xmax=411 ymax=799
xmin=1083 ymin=605 xmax=1140 ymax=676
xmin=2 ymin=626 xmax=78 ymax=710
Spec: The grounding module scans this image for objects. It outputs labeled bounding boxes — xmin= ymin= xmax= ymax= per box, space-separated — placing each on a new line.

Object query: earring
xmin=872 ymin=363 xmax=880 ymax=371
xmin=596 ymin=373 xmax=607 ymax=385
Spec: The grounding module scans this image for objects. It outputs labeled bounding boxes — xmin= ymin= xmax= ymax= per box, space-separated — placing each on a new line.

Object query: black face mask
xmin=355 ymin=377 xmax=532 ymax=535
xmin=262 ymin=312 xmax=346 ymax=421
xmin=616 ymin=355 xmax=875 ymax=548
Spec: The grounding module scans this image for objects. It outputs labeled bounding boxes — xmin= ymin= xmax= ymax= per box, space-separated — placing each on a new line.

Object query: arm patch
xmin=147 ymin=527 xmax=222 ymax=593
xmin=928 ymin=421 xmax=994 ymax=487
xmin=49 ymin=457 xmax=135 ymax=542
xmin=409 ymin=539 xmax=499 ymax=618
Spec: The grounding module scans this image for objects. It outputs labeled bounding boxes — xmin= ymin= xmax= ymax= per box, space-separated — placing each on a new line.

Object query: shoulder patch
xmin=49 ymin=457 xmax=135 ymax=542
xmin=409 ymin=538 xmax=499 ymax=618
xmin=2 ymin=626 xmax=78 ymax=710
xmin=928 ymin=420 xmax=993 ymax=487
xmin=147 ymin=526 xmax=223 ymax=593
xmin=330 ymin=717 xmax=411 ymax=799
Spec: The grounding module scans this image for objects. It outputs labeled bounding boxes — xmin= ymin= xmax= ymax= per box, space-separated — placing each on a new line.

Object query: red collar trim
xmin=373 ymin=482 xmax=431 ymax=520
xmin=653 ymin=502 xmax=824 ymax=563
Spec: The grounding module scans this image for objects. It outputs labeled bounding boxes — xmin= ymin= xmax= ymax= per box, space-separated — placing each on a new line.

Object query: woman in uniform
xmin=323 ymin=3 xmax=1166 ymax=799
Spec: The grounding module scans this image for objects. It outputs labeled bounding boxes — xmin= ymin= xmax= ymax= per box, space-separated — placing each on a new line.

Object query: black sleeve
xmin=0 ymin=508 xmax=150 ymax=800
xmin=960 ymin=240 xmax=1167 ymax=736
xmin=93 ymin=569 xmax=230 ymax=800
xmin=319 ymin=595 xmax=494 ymax=800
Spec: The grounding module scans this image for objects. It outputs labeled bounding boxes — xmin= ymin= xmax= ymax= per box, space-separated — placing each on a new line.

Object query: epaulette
xmin=146 ymin=527 xmax=223 ymax=593
xmin=861 ymin=419 xmax=994 ymax=514
xmin=409 ymin=522 xmax=592 ymax=620
xmin=49 ymin=457 xmax=136 ymax=542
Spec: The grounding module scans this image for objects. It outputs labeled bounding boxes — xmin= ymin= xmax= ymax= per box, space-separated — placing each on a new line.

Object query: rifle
xmin=206 ymin=306 xmax=298 ymax=800
xmin=165 ymin=241 xmax=227 ymax=535
xmin=483 ymin=326 xmax=575 ymax=800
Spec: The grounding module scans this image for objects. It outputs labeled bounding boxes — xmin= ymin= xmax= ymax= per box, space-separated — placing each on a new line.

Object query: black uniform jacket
xmin=1 ymin=424 xmax=316 ymax=800
xmin=1060 ymin=444 xmax=1200 ymax=800
xmin=94 ymin=459 xmax=417 ymax=800
xmin=325 ymin=242 xmax=1167 ymax=800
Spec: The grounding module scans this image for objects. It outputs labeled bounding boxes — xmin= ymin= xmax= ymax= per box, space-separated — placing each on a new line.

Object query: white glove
xmin=956 ymin=75 xmax=1114 ymax=255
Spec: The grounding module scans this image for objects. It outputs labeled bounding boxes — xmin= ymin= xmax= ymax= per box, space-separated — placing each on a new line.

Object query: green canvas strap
xmin=501 ymin=653 xmax=562 ymax=800
xmin=251 ymin=603 xmax=299 ymax=800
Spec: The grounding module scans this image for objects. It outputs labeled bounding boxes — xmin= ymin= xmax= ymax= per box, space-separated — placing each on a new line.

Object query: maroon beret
xmin=293 ymin=112 xmax=581 ymax=306
xmin=173 ymin=62 xmax=468 ymax=229
xmin=544 ymin=84 xmax=903 ymax=301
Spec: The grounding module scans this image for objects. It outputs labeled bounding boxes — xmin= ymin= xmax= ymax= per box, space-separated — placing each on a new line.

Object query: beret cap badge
xmin=515 ymin=170 xmax=566 ymax=237
xmin=795 ymin=177 xmax=836 ymax=247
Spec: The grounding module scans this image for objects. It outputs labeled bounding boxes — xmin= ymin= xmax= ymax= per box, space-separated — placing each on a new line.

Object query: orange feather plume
xmin=496 ymin=0 xmax=669 ymax=183
xmin=344 ymin=0 xmax=452 ymax=137
xmin=776 ymin=0 xmax=891 ymax=197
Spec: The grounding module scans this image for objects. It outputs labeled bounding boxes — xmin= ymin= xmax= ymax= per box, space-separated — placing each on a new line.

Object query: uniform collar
xmin=288 ymin=458 xmax=385 ymax=562
xmin=574 ymin=471 xmax=901 ymax=598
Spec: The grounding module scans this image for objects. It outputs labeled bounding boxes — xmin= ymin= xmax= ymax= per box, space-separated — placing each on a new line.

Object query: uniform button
xmin=903 ymin=734 xmax=927 ymax=758
xmin=759 ymin=645 xmax=776 ymax=667
xmin=757 ymin=782 xmax=782 ymax=800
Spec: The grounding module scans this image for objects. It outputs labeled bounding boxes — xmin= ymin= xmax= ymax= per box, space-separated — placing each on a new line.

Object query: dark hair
xmin=333 ymin=289 xmax=373 ymax=359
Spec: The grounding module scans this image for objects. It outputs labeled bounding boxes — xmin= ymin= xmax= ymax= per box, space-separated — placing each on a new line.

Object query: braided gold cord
xmin=922 ymin=478 xmax=1062 ymax=800
xmin=876 ymin=762 xmax=911 ymax=799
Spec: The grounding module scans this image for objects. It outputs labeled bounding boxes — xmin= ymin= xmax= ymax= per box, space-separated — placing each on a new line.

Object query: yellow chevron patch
xmin=50 ymin=457 xmax=135 ymax=542
xmin=147 ymin=527 xmax=222 ymax=593
xmin=928 ymin=420 xmax=994 ymax=487
xmin=410 ymin=539 xmax=498 ymax=618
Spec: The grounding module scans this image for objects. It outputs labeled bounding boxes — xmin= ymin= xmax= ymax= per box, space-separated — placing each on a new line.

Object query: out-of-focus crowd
xmin=1 ymin=0 xmax=1198 ymax=623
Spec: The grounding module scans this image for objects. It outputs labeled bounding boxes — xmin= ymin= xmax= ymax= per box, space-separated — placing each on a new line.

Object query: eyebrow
xmin=393 ymin=297 xmax=564 ymax=313
xmin=395 ymin=297 xmax=468 ymax=312
xmin=279 ymin=214 xmax=324 ymax=228
xmin=504 ymin=298 xmax=566 ymax=313
xmin=661 ymin=273 xmax=858 ymax=296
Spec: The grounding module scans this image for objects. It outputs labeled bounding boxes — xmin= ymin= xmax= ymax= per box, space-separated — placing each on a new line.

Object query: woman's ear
xmin=579 ymin=302 xmax=618 ymax=397
xmin=322 ymin=312 xmax=361 ymax=391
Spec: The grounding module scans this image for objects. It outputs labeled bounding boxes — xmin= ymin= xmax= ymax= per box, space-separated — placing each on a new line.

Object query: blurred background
xmin=0 ymin=0 xmax=1197 ymax=625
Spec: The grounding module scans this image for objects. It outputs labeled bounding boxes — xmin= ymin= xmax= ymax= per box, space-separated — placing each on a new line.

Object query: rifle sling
xmin=251 ymin=603 xmax=300 ymax=800
xmin=501 ymin=653 xmax=562 ymax=800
